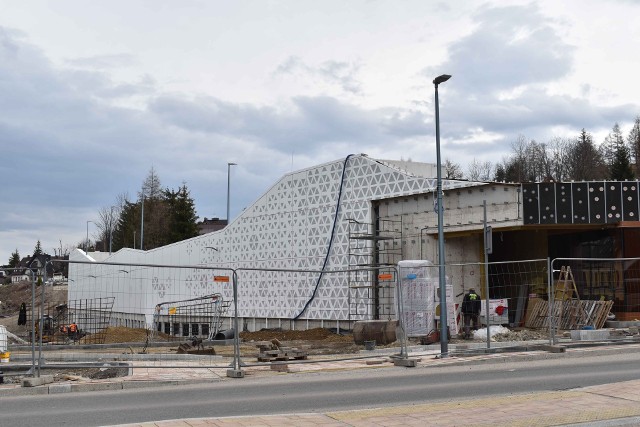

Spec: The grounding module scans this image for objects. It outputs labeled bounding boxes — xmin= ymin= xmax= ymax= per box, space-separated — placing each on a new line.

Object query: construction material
xmin=524 ymin=299 xmax=613 ymax=329
xmin=352 ymin=320 xmax=397 ymax=345
xmin=255 ymin=341 xmax=308 ymax=362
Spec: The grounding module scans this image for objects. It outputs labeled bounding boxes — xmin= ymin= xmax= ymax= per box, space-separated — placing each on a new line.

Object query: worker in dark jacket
xmin=461 ymin=288 xmax=481 ymax=339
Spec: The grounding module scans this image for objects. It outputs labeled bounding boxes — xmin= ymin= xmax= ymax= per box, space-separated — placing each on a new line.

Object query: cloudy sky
xmin=1 ymin=0 xmax=639 ymax=261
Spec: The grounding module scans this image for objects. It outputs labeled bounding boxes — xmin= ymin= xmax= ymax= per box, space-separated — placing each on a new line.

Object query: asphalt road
xmin=2 ymin=352 xmax=639 ymax=427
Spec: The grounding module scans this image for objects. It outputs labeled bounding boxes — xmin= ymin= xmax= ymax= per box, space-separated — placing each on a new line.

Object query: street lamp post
xmin=227 ymin=162 xmax=237 ymax=225
xmin=433 ymin=73 xmax=451 ymax=357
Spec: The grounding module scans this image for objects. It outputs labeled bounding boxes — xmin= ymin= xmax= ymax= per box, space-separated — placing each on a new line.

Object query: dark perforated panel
xmin=522 ymin=183 xmax=539 ymax=224
xmin=622 ymin=183 xmax=639 ymax=221
xmin=605 ymin=182 xmax=622 ymax=223
xmin=572 ymin=182 xmax=589 ymax=224
xmin=539 ymin=183 xmax=556 ymax=224
xmin=588 ymin=182 xmax=606 ymax=223
xmin=555 ymin=183 xmax=572 ymax=223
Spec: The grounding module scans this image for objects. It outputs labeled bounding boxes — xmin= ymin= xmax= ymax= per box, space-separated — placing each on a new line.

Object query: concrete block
xmin=270 ymin=363 xmax=289 ymax=372
xmin=49 ymin=383 xmax=72 ymax=394
xmin=393 ymin=358 xmax=418 ymax=367
xmin=22 ymin=375 xmax=54 ymax=387
xmin=570 ymin=329 xmax=610 ymax=341
xmin=226 ymin=369 xmax=245 ymax=378
xmin=539 ymin=345 xmax=566 ymax=353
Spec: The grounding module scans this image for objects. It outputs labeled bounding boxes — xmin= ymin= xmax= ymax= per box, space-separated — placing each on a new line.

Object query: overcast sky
xmin=1 ymin=0 xmax=639 ymax=261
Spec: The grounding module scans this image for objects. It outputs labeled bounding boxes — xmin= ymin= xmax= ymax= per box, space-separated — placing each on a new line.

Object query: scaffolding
xmin=348 ymin=217 xmax=402 ymax=321
xmin=151 ymin=293 xmax=231 ymax=341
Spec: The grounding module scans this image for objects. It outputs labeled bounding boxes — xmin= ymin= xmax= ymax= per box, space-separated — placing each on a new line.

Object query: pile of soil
xmin=240 ymin=327 xmax=353 ymax=343
xmin=89 ymin=326 xmax=173 ymax=344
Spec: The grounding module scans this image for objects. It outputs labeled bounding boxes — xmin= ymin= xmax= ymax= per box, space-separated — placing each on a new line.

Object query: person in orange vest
xmin=69 ymin=322 xmax=78 ymax=341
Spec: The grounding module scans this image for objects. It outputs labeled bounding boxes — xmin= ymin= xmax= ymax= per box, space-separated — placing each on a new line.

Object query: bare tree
xmin=466 ymin=158 xmax=493 ymax=181
xmin=443 ymin=158 xmax=464 ymax=179
xmin=547 ymin=137 xmax=572 ymax=181
xmin=95 ymin=193 xmax=129 ymax=253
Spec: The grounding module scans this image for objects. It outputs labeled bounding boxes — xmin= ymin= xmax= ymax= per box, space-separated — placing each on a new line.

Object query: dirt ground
xmin=0 ymin=281 xmax=549 ymax=354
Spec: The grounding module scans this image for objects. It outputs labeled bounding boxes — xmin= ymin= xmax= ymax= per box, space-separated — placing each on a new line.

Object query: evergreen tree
xmin=494 ymin=164 xmax=506 ymax=182
xmin=33 ymin=240 xmax=43 ymax=256
xmin=165 ymin=184 xmax=200 ymax=242
xmin=567 ymin=129 xmax=606 ymax=180
xmin=111 ymin=172 xmax=200 ymax=251
xmin=628 ymin=116 xmax=640 ymax=176
xmin=8 ymin=249 xmax=20 ymax=268
xmin=600 ymin=123 xmax=625 ymax=166
xmin=610 ymin=141 xmax=635 ymax=180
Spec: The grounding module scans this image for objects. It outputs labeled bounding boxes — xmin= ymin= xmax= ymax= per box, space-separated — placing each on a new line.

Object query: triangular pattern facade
xmin=70 ymin=155 xmax=476 ymax=322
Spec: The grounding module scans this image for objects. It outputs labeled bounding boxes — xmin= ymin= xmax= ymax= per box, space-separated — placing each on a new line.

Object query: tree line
xmin=90 ymin=167 xmax=200 ymax=252
xmin=445 ymin=117 xmax=640 ymax=183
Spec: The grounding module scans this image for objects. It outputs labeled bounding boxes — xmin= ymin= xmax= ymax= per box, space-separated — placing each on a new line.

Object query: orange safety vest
xmin=60 ymin=325 xmax=68 ymax=333
xmin=69 ymin=324 xmax=78 ymax=332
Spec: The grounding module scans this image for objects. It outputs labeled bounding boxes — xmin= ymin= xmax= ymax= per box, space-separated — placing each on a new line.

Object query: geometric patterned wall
xmin=70 ymin=154 xmax=477 ymax=323
xmin=522 ymin=181 xmax=640 ymax=225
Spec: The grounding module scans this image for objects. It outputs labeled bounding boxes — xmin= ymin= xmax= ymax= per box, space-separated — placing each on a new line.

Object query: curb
xmin=0 ymin=378 xmax=216 ymax=397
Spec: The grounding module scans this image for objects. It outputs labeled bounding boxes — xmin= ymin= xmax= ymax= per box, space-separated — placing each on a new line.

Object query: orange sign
xmin=378 ymin=273 xmax=393 ymax=280
xmin=168 ymin=307 xmax=177 ymax=315
xmin=214 ymin=275 xmax=230 ymax=283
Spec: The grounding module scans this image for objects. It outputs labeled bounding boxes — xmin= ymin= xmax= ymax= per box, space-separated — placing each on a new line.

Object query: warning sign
xmin=168 ymin=307 xmax=177 ymax=315
xmin=378 ymin=273 xmax=393 ymax=280
xmin=214 ymin=276 xmax=230 ymax=283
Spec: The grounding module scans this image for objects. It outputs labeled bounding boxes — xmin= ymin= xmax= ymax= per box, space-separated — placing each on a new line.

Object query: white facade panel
xmin=70 ymin=155 xmax=479 ymax=325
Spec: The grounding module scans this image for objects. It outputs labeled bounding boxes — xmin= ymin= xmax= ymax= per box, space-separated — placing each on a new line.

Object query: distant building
xmin=197 ymin=217 xmax=227 ymax=235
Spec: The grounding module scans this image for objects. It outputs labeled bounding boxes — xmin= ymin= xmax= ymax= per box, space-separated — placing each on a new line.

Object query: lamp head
xmin=433 ymin=74 xmax=452 ymax=85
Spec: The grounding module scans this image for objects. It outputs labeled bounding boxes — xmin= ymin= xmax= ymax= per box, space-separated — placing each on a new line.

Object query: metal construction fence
xmin=2 ymin=256 xmax=638 ymax=380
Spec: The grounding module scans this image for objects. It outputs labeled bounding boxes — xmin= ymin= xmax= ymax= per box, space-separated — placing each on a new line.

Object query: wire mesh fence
xmin=4 ymin=256 xmax=639 ymax=381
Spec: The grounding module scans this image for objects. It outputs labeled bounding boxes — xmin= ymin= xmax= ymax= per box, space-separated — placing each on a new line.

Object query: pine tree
xmin=165 ymin=184 xmax=200 ymax=242
xmin=601 ymin=123 xmax=625 ymax=166
xmin=610 ymin=142 xmax=635 ymax=180
xmin=33 ymin=240 xmax=43 ymax=256
xmin=628 ymin=116 xmax=640 ymax=176
xmin=494 ymin=164 xmax=506 ymax=182
xmin=568 ymin=129 xmax=606 ymax=180
xmin=8 ymin=249 xmax=20 ymax=268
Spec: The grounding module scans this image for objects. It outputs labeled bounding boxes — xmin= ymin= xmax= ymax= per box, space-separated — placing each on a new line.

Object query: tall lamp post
xmin=227 ymin=162 xmax=237 ymax=225
xmin=86 ymin=220 xmax=95 ymax=253
xmin=433 ymin=73 xmax=451 ymax=357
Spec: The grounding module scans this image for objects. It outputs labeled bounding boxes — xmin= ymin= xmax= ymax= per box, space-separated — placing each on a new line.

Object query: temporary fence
xmin=6 ymin=256 xmax=637 ymax=380
xmin=549 ymin=257 xmax=640 ymax=344
xmin=7 ymin=259 xmax=406 ymax=379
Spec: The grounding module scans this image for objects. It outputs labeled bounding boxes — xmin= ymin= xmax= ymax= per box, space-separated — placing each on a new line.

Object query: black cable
xmin=292 ymin=154 xmax=355 ymax=320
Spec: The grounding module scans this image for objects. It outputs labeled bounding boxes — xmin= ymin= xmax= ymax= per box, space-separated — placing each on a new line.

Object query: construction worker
xmin=69 ymin=322 xmax=79 ymax=341
xmin=461 ymin=288 xmax=481 ymax=339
